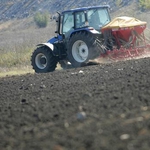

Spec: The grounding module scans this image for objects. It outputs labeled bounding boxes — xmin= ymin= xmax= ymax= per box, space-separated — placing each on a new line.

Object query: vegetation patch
xmin=0 ymin=66 xmax=33 ymax=77
xmin=34 ymin=12 xmax=49 ymax=28
xmin=139 ymin=0 xmax=150 ymax=10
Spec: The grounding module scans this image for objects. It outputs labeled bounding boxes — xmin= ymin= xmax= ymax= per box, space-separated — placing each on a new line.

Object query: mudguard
xmin=88 ymin=28 xmax=100 ymax=34
xmin=37 ymin=43 xmax=54 ymax=51
xmin=37 ymin=35 xmax=63 ymax=57
xmin=37 ymin=35 xmax=63 ymax=50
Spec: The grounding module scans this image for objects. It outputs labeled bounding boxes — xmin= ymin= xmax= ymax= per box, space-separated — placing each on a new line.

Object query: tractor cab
xmin=55 ymin=6 xmax=111 ymax=38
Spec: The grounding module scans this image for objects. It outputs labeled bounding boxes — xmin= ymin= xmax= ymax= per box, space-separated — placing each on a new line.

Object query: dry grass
xmin=0 ymin=66 xmax=34 ymax=77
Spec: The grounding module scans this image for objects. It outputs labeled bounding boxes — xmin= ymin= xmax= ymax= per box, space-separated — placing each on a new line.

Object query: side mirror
xmin=50 ymin=12 xmax=61 ymax=22
xmin=50 ymin=15 xmax=55 ymax=21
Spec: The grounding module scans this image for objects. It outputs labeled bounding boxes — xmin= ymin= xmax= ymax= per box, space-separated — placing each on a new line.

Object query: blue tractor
xmin=31 ymin=5 xmax=111 ymax=73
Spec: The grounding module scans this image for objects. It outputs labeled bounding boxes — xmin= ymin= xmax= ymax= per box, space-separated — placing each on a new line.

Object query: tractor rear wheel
xmin=31 ymin=46 xmax=57 ymax=73
xmin=67 ymin=32 xmax=101 ymax=67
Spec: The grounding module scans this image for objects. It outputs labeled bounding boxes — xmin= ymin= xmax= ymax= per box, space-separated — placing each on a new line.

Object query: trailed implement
xmin=100 ymin=16 xmax=150 ymax=60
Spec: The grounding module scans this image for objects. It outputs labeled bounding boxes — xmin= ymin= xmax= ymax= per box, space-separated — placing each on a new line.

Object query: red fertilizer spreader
xmin=101 ymin=16 xmax=150 ymax=60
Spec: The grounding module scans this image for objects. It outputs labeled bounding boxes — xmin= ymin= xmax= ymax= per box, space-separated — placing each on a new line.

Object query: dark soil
xmin=0 ymin=57 xmax=150 ymax=150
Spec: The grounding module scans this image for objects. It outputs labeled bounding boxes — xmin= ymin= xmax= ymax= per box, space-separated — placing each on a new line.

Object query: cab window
xmin=75 ymin=11 xmax=86 ymax=28
xmin=62 ymin=12 xmax=74 ymax=34
xmin=87 ymin=8 xmax=110 ymax=30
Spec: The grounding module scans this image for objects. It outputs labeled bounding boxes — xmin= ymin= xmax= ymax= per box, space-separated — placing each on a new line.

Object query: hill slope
xmin=0 ymin=0 xmax=132 ymax=21
xmin=0 ymin=0 xmax=150 ymax=77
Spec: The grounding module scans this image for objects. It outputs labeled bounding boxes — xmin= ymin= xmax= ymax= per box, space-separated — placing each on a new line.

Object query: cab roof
xmin=62 ymin=5 xmax=110 ymax=14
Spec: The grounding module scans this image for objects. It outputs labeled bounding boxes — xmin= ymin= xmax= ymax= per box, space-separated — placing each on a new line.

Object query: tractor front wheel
xmin=31 ymin=47 xmax=57 ymax=73
xmin=67 ymin=32 xmax=100 ymax=67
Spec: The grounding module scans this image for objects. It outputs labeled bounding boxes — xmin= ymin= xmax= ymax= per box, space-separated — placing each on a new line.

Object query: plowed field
xmin=0 ymin=58 xmax=150 ymax=150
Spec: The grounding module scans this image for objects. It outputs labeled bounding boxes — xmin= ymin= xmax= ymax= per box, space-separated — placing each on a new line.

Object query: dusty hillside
xmin=0 ymin=0 xmax=150 ymax=77
xmin=0 ymin=0 xmax=131 ymax=21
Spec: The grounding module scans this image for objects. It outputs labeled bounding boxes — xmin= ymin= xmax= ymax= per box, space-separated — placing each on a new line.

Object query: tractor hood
xmin=102 ymin=16 xmax=147 ymax=30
